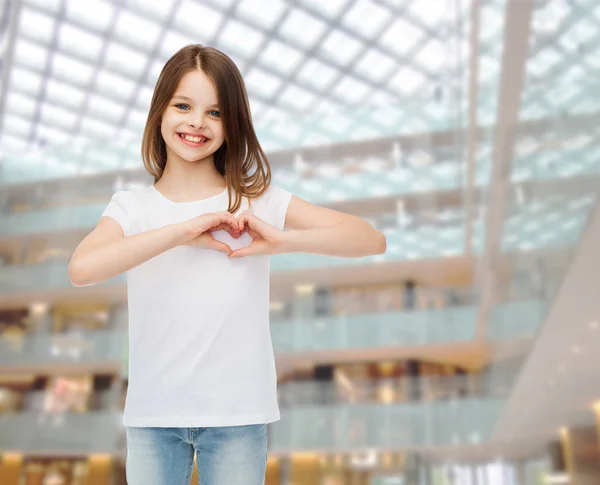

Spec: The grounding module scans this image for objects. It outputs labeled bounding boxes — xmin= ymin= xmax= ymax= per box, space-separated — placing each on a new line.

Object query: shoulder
xmin=107 ymin=185 xmax=155 ymax=215
xmin=247 ymin=184 xmax=293 ymax=230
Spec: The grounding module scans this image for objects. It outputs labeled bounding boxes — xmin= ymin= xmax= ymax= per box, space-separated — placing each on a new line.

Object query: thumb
xmin=209 ymin=240 xmax=233 ymax=254
xmin=228 ymin=246 xmax=254 ymax=258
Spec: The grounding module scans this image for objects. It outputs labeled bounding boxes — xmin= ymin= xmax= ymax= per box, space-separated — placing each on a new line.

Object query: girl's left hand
xmin=228 ymin=211 xmax=284 ymax=258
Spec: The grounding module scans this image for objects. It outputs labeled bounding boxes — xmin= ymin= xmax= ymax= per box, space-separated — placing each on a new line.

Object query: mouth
xmin=177 ymin=133 xmax=210 ymax=147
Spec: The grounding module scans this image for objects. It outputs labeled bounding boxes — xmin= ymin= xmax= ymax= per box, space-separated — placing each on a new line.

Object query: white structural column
xmin=475 ymin=0 xmax=535 ymax=340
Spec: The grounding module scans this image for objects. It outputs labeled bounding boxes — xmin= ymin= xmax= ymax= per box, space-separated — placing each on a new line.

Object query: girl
xmin=68 ymin=45 xmax=386 ymax=485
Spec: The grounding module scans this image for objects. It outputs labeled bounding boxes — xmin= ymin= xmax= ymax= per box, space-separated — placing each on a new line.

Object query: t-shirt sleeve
xmin=263 ymin=185 xmax=293 ymax=230
xmin=101 ymin=191 xmax=131 ymax=235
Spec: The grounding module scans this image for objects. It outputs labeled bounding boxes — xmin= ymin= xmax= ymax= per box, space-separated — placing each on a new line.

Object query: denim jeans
xmin=125 ymin=424 xmax=268 ymax=485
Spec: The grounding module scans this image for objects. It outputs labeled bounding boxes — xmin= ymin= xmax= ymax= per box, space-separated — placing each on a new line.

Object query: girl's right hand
xmin=176 ymin=212 xmax=242 ymax=254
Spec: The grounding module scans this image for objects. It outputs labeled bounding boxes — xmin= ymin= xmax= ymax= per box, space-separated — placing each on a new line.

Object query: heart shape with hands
xmin=182 ymin=210 xmax=282 ymax=258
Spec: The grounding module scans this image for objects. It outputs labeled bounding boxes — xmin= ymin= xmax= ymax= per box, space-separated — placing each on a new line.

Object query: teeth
xmin=181 ymin=134 xmax=207 ymax=143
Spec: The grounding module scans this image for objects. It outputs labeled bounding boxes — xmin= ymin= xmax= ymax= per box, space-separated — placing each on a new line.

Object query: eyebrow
xmin=172 ymin=95 xmax=219 ymax=108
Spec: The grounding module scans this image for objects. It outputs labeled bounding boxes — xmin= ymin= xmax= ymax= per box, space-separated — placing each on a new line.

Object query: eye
xmin=175 ymin=103 xmax=190 ymax=110
xmin=209 ymin=110 xmax=221 ymax=117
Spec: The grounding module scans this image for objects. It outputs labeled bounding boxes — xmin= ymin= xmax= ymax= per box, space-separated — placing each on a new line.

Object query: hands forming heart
xmin=180 ymin=210 xmax=283 ymax=258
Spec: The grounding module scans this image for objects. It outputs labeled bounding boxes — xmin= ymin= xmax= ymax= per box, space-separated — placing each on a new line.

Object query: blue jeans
xmin=125 ymin=424 xmax=268 ymax=485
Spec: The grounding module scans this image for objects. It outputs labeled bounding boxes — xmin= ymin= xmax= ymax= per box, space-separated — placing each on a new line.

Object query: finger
xmin=228 ymin=246 xmax=254 ymax=258
xmin=210 ymin=240 xmax=233 ymax=254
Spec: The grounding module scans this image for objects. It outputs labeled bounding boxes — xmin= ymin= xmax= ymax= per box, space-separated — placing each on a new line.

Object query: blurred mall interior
xmin=0 ymin=0 xmax=600 ymax=484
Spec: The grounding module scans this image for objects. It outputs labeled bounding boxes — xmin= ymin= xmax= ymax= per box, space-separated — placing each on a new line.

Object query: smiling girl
xmin=68 ymin=44 xmax=385 ymax=485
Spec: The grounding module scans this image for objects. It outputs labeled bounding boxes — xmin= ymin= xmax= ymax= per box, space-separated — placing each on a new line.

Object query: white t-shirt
xmin=101 ymin=183 xmax=292 ymax=427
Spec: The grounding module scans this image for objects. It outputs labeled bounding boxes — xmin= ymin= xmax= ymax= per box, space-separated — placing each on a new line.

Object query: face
xmin=160 ymin=69 xmax=225 ymax=164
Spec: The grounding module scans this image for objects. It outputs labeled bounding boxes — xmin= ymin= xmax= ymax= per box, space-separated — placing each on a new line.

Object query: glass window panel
xmin=13 ymin=38 xmax=49 ymax=72
xmin=174 ymin=0 xmax=222 ymax=40
xmin=320 ymin=113 xmax=353 ymax=135
xmin=126 ymin=109 xmax=148 ymax=131
xmin=40 ymin=102 xmax=78 ymax=130
xmin=3 ymin=114 xmax=31 ymax=137
xmin=37 ymin=123 xmax=71 ymax=145
xmin=270 ymin=119 xmax=302 ymax=141
xmin=52 ymin=53 xmax=95 ymax=86
xmin=389 ymin=67 xmax=427 ymax=96
xmin=406 ymin=0 xmax=448 ymax=28
xmin=259 ymin=41 xmax=304 ymax=75
xmin=9 ymin=67 xmax=44 ymax=96
xmin=124 ymin=0 xmax=175 ymax=20
xmin=64 ymin=0 xmax=115 ymax=33
xmin=88 ymin=94 xmax=126 ymax=122
xmin=160 ymin=31 xmax=198 ymax=59
xmin=26 ymin=0 xmax=62 ymax=12
xmin=279 ymin=10 xmax=328 ymax=48
xmin=332 ymin=76 xmax=371 ymax=104
xmin=297 ymin=0 xmax=350 ymax=19
xmin=96 ymin=70 xmax=138 ymax=102
xmin=115 ymin=10 xmax=162 ymax=50
xmin=528 ymin=47 xmax=563 ymax=77
xmin=244 ymin=68 xmax=283 ymax=97
xmin=380 ymin=18 xmax=424 ymax=55
xmin=2 ymin=134 xmax=28 ymax=153
xmin=314 ymin=99 xmax=343 ymax=116
xmin=147 ymin=59 xmax=165 ymax=85
xmin=104 ymin=42 xmax=148 ymax=76
xmin=135 ymin=86 xmax=154 ymax=110
xmin=296 ymin=59 xmax=338 ymax=90
xmin=80 ymin=117 xmax=116 ymax=138
xmin=18 ymin=7 xmax=56 ymax=44
xmin=249 ymin=98 xmax=266 ymax=120
xmin=342 ymin=0 xmax=389 ymax=38
xmin=479 ymin=56 xmax=499 ymax=83
xmin=5 ymin=92 xmax=37 ymax=118
xmin=278 ymin=85 xmax=315 ymax=111
xmin=57 ymin=23 xmax=104 ymax=61
xmin=414 ymin=39 xmax=445 ymax=71
xmin=220 ymin=19 xmax=266 ymax=57
xmin=355 ymin=49 xmax=396 ymax=82
xmin=303 ymin=132 xmax=334 ymax=146
xmin=45 ymin=79 xmax=87 ymax=109
xmin=237 ymin=0 xmax=287 ymax=29
xmin=320 ymin=29 xmax=363 ymax=66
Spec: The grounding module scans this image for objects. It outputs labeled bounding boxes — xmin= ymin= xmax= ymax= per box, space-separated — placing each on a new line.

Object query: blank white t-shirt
xmin=101 ymin=184 xmax=292 ymax=427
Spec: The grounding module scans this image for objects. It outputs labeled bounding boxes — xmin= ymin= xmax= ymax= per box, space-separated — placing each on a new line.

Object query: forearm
xmin=278 ymin=220 xmax=386 ymax=257
xmin=69 ymin=224 xmax=185 ymax=286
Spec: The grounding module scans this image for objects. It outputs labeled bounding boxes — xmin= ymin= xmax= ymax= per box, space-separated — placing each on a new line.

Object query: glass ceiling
xmin=0 ymin=0 xmax=484 ymax=180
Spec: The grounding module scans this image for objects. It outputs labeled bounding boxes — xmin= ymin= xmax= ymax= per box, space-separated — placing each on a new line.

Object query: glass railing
xmin=486 ymin=299 xmax=549 ymax=340
xmin=0 ymin=411 xmax=123 ymax=455
xmin=0 ymin=329 xmax=125 ymax=368
xmin=277 ymin=374 xmax=499 ymax=408
xmin=0 ymin=397 xmax=503 ymax=454
xmin=0 ymin=300 xmax=546 ymax=372
xmin=269 ymin=397 xmax=504 ymax=451
xmin=270 ymin=305 xmax=478 ymax=351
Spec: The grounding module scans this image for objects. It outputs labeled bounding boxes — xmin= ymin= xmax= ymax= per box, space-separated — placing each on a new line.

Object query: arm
xmin=280 ymin=195 xmax=386 ymax=257
xmin=69 ymin=212 xmax=240 ymax=286
xmin=230 ymin=195 xmax=386 ymax=258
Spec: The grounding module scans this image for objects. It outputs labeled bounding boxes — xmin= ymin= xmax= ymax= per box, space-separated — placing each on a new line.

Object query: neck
xmin=157 ymin=153 xmax=226 ymax=193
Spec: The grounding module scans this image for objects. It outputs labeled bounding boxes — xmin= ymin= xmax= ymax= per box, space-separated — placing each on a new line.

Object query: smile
xmin=178 ymin=133 xmax=210 ymax=146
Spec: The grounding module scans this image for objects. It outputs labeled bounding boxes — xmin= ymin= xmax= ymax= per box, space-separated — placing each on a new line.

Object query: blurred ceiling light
xmin=542 ymin=472 xmax=569 ymax=484
xmin=295 ymin=284 xmax=314 ymax=295
xmin=269 ymin=302 xmax=284 ymax=311
xmin=29 ymin=302 xmax=48 ymax=315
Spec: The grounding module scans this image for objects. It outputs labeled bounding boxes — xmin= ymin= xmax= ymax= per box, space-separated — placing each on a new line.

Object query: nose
xmin=188 ymin=112 xmax=205 ymax=130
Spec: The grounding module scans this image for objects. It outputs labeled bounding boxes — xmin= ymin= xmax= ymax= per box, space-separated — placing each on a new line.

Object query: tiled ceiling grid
xmin=0 ymin=0 xmax=482 ymax=180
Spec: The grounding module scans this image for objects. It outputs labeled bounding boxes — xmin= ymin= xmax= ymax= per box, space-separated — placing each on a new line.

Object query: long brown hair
xmin=141 ymin=44 xmax=271 ymax=213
